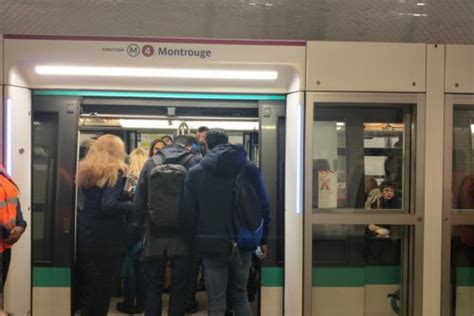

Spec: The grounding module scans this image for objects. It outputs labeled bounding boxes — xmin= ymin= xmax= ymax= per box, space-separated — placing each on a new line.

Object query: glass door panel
xmin=444 ymin=96 xmax=474 ymax=315
xmin=312 ymin=106 xmax=408 ymax=212
xmin=305 ymin=93 xmax=424 ymax=316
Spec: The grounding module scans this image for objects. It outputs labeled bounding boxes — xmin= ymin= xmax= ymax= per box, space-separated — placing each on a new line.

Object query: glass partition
xmin=312 ymin=224 xmax=406 ymax=315
xmin=312 ymin=105 xmax=409 ymax=212
xmin=32 ymin=112 xmax=59 ymax=263
xmin=305 ymin=93 xmax=424 ymax=316
xmin=446 ymin=100 xmax=474 ymax=315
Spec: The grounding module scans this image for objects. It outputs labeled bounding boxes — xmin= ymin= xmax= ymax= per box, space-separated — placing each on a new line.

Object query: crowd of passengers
xmin=76 ymin=127 xmax=270 ymax=316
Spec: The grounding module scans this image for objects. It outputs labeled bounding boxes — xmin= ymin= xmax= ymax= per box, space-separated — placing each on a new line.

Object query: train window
xmin=312 ymin=224 xmax=407 ymax=315
xmin=452 ymin=106 xmax=474 ymax=210
xmin=312 ymin=105 xmax=410 ymax=212
xmin=450 ymin=105 xmax=474 ymax=315
xmin=32 ymin=112 xmax=58 ymax=263
xmin=451 ymin=225 xmax=474 ymax=314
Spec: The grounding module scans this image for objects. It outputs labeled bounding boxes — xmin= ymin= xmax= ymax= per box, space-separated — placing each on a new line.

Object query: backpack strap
xmin=179 ymin=153 xmax=194 ymax=169
xmin=152 ymin=155 xmax=162 ymax=166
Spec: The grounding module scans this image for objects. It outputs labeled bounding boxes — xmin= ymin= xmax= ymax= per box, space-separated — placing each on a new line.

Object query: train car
xmin=1 ymin=34 xmax=473 ymax=316
xmin=1 ymin=34 xmax=305 ymax=316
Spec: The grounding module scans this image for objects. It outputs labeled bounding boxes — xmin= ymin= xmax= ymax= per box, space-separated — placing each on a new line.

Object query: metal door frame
xmin=441 ymin=94 xmax=474 ymax=315
xmin=303 ymin=92 xmax=426 ymax=316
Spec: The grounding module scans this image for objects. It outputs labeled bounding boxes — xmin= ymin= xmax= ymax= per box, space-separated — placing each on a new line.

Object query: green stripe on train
xmin=33 ymin=267 xmax=71 ymax=287
xmin=456 ymin=268 xmax=474 ymax=286
xmin=314 ymin=266 xmax=400 ymax=287
xmin=261 ymin=266 xmax=401 ymax=287
xmin=33 ymin=90 xmax=286 ymax=101
xmin=261 ymin=267 xmax=284 ymax=287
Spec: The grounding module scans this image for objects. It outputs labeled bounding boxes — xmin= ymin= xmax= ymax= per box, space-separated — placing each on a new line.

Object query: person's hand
xmin=375 ymin=228 xmax=390 ymax=238
xmin=0 ymin=309 xmax=9 ymax=316
xmin=5 ymin=226 xmax=25 ymax=244
xmin=258 ymin=244 xmax=268 ymax=259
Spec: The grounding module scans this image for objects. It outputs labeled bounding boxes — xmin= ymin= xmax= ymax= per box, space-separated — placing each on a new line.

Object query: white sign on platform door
xmin=318 ymin=170 xmax=337 ymax=208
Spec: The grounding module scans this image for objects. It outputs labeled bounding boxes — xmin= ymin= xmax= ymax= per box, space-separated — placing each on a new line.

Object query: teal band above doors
xmin=33 ymin=90 xmax=286 ymax=101
xmin=33 ymin=267 xmax=71 ymax=287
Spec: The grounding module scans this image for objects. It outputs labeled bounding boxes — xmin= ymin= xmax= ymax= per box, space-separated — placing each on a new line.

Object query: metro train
xmin=0 ymin=34 xmax=473 ymax=316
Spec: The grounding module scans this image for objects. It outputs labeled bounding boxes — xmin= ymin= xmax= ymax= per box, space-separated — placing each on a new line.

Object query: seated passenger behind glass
xmin=365 ymin=180 xmax=400 ymax=238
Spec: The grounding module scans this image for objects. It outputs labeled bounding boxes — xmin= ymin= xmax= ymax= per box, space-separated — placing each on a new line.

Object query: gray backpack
xmin=147 ymin=154 xmax=193 ymax=230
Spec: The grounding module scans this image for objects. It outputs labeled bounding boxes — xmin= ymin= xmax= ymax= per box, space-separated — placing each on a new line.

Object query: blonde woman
xmin=124 ymin=147 xmax=148 ymax=197
xmin=117 ymin=147 xmax=147 ymax=314
xmin=77 ymin=134 xmax=132 ymax=316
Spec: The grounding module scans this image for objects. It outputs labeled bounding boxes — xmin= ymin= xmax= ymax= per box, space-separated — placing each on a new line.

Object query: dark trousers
xmin=186 ymin=256 xmax=202 ymax=304
xmin=122 ymin=242 xmax=145 ymax=308
xmin=203 ymin=250 xmax=252 ymax=316
xmin=1 ymin=249 xmax=11 ymax=287
xmin=144 ymin=255 xmax=192 ymax=316
xmin=80 ymin=255 xmax=123 ymax=316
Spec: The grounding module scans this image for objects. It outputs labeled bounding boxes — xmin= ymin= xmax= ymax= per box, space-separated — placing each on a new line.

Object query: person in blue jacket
xmin=181 ymin=129 xmax=270 ymax=316
xmin=77 ymin=134 xmax=132 ymax=316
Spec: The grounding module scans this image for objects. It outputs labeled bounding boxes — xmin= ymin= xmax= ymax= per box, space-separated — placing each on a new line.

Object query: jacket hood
xmin=159 ymin=145 xmax=191 ymax=163
xmin=201 ymin=144 xmax=247 ymax=178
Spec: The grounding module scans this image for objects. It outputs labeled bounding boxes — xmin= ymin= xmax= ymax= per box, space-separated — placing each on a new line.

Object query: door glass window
xmin=32 ymin=112 xmax=58 ymax=263
xmin=312 ymin=224 xmax=406 ymax=316
xmin=452 ymin=106 xmax=474 ymax=210
xmin=451 ymin=225 xmax=474 ymax=315
xmin=313 ymin=105 xmax=410 ymax=212
xmin=451 ymin=105 xmax=474 ymax=315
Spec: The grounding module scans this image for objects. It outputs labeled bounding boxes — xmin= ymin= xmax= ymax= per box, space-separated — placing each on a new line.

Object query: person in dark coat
xmin=181 ymin=129 xmax=270 ymax=316
xmin=77 ymin=134 xmax=132 ymax=316
xmin=131 ymin=135 xmax=201 ymax=316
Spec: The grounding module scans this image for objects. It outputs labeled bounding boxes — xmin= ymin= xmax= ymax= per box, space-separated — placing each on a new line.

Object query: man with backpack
xmin=132 ymin=135 xmax=201 ymax=316
xmin=181 ymin=129 xmax=270 ymax=316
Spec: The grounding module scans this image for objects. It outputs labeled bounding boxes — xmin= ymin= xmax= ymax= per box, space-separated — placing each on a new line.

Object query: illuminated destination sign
xmin=125 ymin=44 xmax=212 ymax=59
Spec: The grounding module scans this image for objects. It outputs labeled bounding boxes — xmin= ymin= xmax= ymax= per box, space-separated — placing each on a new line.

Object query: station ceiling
xmin=0 ymin=0 xmax=472 ymax=44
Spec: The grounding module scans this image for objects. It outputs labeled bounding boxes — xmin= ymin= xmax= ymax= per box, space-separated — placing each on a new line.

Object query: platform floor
xmin=106 ymin=292 xmax=258 ymax=315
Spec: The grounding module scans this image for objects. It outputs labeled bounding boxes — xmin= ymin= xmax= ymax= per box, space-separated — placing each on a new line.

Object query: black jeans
xmin=186 ymin=256 xmax=202 ymax=304
xmin=2 ymin=248 xmax=11 ymax=287
xmin=144 ymin=255 xmax=192 ymax=316
xmin=80 ymin=255 xmax=123 ymax=316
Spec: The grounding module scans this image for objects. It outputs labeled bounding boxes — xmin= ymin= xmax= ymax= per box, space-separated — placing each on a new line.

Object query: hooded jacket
xmin=181 ymin=144 xmax=270 ymax=257
xmin=132 ymin=144 xmax=201 ymax=257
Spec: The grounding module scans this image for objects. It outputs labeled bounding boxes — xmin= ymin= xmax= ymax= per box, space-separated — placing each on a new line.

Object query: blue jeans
xmin=121 ymin=241 xmax=145 ymax=307
xmin=203 ymin=250 xmax=252 ymax=316
xmin=144 ymin=255 xmax=192 ymax=316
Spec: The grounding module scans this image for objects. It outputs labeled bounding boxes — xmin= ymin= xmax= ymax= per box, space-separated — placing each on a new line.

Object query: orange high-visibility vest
xmin=0 ymin=170 xmax=19 ymax=253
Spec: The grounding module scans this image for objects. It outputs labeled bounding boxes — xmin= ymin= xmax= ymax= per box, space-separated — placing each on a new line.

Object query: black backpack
xmin=231 ymin=164 xmax=264 ymax=249
xmin=147 ymin=153 xmax=193 ymax=230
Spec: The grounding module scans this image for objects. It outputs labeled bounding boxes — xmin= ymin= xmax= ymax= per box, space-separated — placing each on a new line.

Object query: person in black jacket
xmin=181 ymin=129 xmax=270 ymax=316
xmin=132 ymin=135 xmax=201 ymax=316
xmin=77 ymin=134 xmax=133 ymax=316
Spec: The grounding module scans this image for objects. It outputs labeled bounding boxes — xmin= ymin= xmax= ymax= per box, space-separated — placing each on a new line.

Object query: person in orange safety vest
xmin=0 ymin=165 xmax=26 ymax=288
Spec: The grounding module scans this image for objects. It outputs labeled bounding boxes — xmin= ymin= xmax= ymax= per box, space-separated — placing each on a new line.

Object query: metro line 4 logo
xmin=142 ymin=45 xmax=155 ymax=57
xmin=127 ymin=44 xmax=154 ymax=57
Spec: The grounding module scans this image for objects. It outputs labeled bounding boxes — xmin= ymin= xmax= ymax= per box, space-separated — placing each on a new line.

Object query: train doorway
xmin=31 ymin=92 xmax=286 ymax=315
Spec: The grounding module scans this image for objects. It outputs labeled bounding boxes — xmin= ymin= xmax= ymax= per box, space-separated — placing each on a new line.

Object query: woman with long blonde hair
xmin=77 ymin=134 xmax=132 ymax=316
xmin=124 ymin=147 xmax=148 ymax=196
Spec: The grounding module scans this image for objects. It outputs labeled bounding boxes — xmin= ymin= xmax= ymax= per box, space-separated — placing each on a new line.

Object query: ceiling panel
xmin=0 ymin=0 xmax=473 ymax=43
